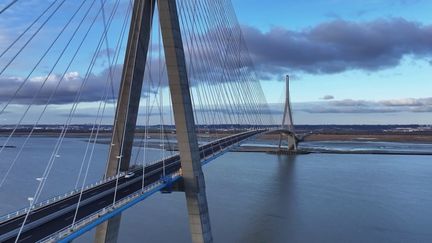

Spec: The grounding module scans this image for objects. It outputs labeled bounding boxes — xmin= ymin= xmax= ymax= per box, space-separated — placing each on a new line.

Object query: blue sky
xmin=0 ymin=0 xmax=432 ymax=125
xmin=234 ymin=0 xmax=432 ymax=31
xmin=232 ymin=0 xmax=432 ymax=124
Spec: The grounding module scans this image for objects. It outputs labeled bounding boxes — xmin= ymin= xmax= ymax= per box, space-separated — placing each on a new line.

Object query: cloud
xmin=321 ymin=95 xmax=334 ymax=100
xmin=331 ymin=99 xmax=370 ymax=107
xmin=241 ymin=18 xmax=432 ymax=78
xmin=411 ymin=106 xmax=432 ymax=113
xmin=0 ymin=66 xmax=123 ymax=105
xmin=378 ymin=98 xmax=432 ymax=106
xmin=3 ymin=15 xmax=432 ymax=110
xmin=299 ymin=105 xmax=398 ymax=114
xmin=296 ymin=97 xmax=432 ymax=114
xmin=0 ymin=54 xmax=192 ymax=105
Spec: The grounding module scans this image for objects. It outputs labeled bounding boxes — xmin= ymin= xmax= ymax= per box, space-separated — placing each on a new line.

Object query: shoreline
xmin=2 ymin=132 xmax=431 ymax=156
xmin=232 ymin=145 xmax=432 ymax=156
xmin=2 ymin=131 xmax=432 ymax=143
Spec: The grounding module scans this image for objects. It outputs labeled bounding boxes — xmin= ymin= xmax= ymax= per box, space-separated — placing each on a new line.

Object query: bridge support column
xmin=96 ymin=0 xmax=212 ymax=242
xmin=278 ymin=75 xmax=298 ymax=152
xmin=159 ymin=1 xmax=213 ymax=242
xmin=287 ymin=134 xmax=297 ymax=151
xmin=95 ymin=0 xmax=155 ymax=242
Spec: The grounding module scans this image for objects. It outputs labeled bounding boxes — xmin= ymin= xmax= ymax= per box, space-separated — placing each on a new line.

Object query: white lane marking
xmin=19 ymin=234 xmax=33 ymax=241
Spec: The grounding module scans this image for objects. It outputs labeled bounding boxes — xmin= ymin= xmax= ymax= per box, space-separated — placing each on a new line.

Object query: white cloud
xmin=379 ymin=97 xmax=432 ymax=106
xmin=296 ymin=97 xmax=432 ymax=114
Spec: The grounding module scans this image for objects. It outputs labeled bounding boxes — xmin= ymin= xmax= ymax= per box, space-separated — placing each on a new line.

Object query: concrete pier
xmin=159 ymin=0 xmax=213 ymax=242
xmin=96 ymin=1 xmax=213 ymax=242
xmin=95 ymin=0 xmax=155 ymax=242
xmin=278 ymin=75 xmax=298 ymax=152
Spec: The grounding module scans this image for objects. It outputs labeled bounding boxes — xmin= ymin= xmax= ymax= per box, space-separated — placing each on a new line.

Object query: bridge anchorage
xmin=277 ymin=75 xmax=299 ymax=153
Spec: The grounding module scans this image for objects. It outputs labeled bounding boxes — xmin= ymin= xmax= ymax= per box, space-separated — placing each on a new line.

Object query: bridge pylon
xmin=96 ymin=0 xmax=212 ymax=243
xmin=278 ymin=75 xmax=298 ymax=152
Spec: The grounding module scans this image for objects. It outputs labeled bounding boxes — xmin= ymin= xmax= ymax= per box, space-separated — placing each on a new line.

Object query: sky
xmin=0 ymin=0 xmax=431 ymax=125
xmin=232 ymin=0 xmax=432 ymax=124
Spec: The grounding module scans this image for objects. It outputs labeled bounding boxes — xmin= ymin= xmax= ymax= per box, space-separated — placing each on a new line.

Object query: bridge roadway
xmin=0 ymin=130 xmax=263 ymax=242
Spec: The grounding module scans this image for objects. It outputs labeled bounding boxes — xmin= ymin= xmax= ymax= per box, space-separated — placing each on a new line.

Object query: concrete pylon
xmin=278 ymin=75 xmax=298 ymax=151
xmin=95 ymin=0 xmax=212 ymax=242
xmin=159 ymin=1 xmax=213 ymax=242
xmin=95 ymin=1 xmax=155 ymax=242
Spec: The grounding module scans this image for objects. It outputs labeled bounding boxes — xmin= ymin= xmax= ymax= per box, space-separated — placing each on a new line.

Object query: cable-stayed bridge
xmin=0 ymin=130 xmax=263 ymax=242
xmin=0 ymin=0 xmax=296 ymax=242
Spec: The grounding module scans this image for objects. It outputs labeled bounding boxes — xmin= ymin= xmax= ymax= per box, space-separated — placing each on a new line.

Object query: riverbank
xmin=230 ymin=145 xmax=432 ymax=156
xmin=258 ymin=131 xmax=432 ymax=143
xmin=3 ymin=131 xmax=432 ymax=143
xmin=303 ymin=133 xmax=432 ymax=143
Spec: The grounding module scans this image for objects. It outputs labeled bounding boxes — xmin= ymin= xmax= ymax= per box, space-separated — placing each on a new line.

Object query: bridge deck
xmin=0 ymin=130 xmax=263 ymax=243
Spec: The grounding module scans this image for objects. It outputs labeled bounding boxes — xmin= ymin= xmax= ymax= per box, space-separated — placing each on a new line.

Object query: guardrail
xmin=39 ymin=172 xmax=181 ymax=243
xmin=0 ymin=131 xmax=264 ymax=223
xmin=1 ymin=130 xmax=264 ymax=225
xmin=0 ymin=172 xmax=127 ymax=224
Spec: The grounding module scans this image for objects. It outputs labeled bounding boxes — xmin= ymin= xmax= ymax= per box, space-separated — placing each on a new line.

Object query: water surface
xmin=0 ymin=137 xmax=431 ymax=242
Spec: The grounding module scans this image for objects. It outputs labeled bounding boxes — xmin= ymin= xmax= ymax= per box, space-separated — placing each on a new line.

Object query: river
xmin=0 ymin=136 xmax=431 ymax=242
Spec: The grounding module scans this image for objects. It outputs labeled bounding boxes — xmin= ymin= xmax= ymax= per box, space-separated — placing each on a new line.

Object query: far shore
xmin=302 ymin=133 xmax=432 ymax=143
xmin=0 ymin=131 xmax=234 ymax=139
xmin=256 ymin=132 xmax=432 ymax=144
xmin=2 ymin=131 xmax=432 ymax=144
